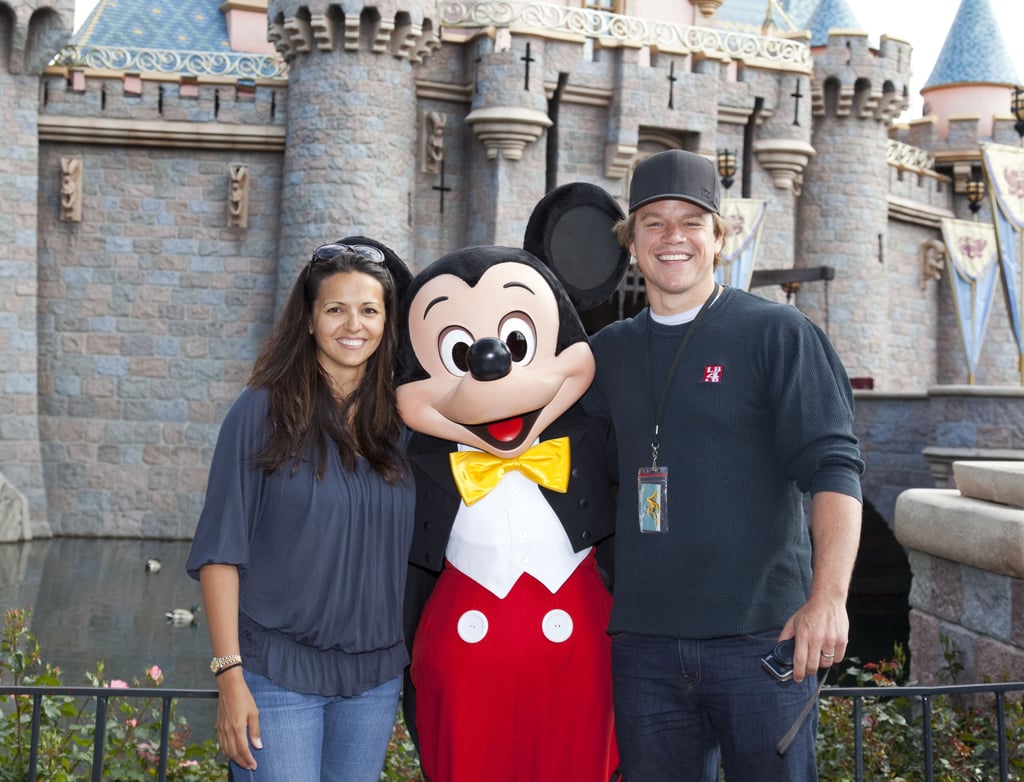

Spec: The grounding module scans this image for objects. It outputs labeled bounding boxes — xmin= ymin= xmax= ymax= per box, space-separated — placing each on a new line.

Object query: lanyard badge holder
xmin=638 ymin=439 xmax=668 ymax=533
xmin=637 ymin=284 xmax=719 ymax=535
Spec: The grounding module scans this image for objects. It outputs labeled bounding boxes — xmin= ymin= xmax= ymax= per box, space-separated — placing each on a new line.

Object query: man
xmin=583 ymin=149 xmax=864 ymax=781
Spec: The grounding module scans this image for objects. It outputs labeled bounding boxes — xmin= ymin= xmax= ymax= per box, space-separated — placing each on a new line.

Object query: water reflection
xmin=0 ymin=537 xmax=216 ymax=740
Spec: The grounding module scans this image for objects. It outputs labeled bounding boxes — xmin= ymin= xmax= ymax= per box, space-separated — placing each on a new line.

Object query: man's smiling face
xmin=630 ymin=199 xmax=723 ymax=316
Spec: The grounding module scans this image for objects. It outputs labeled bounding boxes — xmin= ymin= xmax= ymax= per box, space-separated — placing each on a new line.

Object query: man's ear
xmin=523 ymin=182 xmax=630 ymax=312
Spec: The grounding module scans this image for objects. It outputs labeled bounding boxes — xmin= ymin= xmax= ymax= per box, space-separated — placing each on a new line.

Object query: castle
xmin=2 ymin=0 xmax=1024 ymax=675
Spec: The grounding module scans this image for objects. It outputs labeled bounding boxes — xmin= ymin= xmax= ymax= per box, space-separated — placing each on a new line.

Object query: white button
xmin=541 ymin=609 xmax=573 ymax=643
xmin=456 ymin=610 xmax=488 ymax=643
xmin=520 ymin=554 xmax=529 ymax=565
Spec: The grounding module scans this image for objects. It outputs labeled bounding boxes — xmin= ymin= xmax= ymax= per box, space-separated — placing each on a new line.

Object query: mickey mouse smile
xmin=464 ymin=410 xmax=542 ymax=451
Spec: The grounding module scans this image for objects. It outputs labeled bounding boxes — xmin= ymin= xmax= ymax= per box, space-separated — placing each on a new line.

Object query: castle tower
xmin=920 ymin=0 xmax=1018 ymax=140
xmin=460 ymin=27 xmax=552 ymax=248
xmin=0 ymin=0 xmax=74 ymax=538
xmin=267 ymin=0 xmax=440 ymax=301
xmin=796 ymin=0 xmax=910 ymax=388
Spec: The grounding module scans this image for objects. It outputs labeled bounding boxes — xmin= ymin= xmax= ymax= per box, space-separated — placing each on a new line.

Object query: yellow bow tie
xmin=449 ymin=437 xmax=571 ymax=506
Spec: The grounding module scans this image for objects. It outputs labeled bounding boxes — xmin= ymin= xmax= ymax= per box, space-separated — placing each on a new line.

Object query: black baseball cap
xmin=628 ymin=149 xmax=721 ymax=215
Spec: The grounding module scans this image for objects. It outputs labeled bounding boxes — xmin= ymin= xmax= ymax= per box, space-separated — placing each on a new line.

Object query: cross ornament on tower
xmin=521 ymin=43 xmax=535 ymax=91
xmin=791 ymin=78 xmax=803 ymax=126
xmin=433 ymin=159 xmax=452 ymax=214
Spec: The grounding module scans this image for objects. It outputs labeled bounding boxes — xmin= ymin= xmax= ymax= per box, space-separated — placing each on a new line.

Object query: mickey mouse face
xmin=397 ymin=259 xmax=595 ymax=458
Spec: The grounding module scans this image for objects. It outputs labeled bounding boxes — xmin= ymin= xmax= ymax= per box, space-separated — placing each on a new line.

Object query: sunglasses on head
xmin=310 ymin=243 xmax=386 ymax=265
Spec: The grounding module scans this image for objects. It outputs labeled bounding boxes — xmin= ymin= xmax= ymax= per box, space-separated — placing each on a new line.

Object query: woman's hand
xmin=215 ymin=666 xmax=262 ymax=769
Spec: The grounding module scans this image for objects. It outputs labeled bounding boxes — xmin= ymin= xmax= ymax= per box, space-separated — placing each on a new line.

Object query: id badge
xmin=637 ymin=467 xmax=668 ymax=533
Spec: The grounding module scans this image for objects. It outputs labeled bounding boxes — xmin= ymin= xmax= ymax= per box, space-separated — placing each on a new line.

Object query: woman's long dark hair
xmin=248 ymin=251 xmax=407 ymax=484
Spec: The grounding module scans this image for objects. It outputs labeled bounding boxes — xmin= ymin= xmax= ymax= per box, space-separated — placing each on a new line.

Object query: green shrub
xmin=817 ymin=642 xmax=1024 ymax=781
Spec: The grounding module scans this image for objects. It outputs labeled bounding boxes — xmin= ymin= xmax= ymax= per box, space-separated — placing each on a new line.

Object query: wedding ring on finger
xmin=821 ymin=650 xmax=836 ymax=659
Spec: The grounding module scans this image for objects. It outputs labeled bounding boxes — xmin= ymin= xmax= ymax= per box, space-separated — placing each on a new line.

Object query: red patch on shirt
xmin=703 ymin=365 xmax=723 ymax=383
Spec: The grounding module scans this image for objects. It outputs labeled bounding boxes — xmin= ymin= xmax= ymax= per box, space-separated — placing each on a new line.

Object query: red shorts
xmin=411 ymin=551 xmax=618 ymax=782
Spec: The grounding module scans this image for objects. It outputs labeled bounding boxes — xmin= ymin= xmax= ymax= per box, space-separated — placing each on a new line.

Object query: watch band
xmin=210 ymin=653 xmax=242 ymax=674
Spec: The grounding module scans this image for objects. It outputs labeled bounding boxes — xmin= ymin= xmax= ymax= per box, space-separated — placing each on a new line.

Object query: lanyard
xmin=645 ymin=283 xmax=719 ymax=469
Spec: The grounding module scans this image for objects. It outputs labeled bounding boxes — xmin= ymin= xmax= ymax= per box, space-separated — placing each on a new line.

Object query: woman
xmin=186 ymin=238 xmax=414 ymax=781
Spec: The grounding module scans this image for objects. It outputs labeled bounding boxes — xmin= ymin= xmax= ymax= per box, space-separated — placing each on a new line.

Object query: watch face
xmin=210 ymin=659 xmax=218 ymax=673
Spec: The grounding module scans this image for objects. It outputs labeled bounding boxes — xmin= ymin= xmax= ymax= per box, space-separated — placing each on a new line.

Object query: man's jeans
xmin=612 ymin=631 xmax=819 ymax=781
xmin=229 ymin=670 xmax=401 ymax=782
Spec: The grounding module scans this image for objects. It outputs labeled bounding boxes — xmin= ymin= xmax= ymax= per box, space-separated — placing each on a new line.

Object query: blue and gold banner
xmin=981 ymin=142 xmax=1024 ymax=383
xmin=716 ymin=198 xmax=767 ymax=291
xmin=940 ymin=217 xmax=1001 ymax=384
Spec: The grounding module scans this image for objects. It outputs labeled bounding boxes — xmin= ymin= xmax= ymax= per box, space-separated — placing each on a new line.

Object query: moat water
xmin=0 ymin=537 xmax=217 ymax=741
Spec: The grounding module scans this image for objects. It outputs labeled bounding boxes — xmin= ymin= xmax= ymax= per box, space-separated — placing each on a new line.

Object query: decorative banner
xmin=981 ymin=142 xmax=1024 ymax=384
xmin=716 ymin=198 xmax=767 ymax=291
xmin=940 ymin=217 xmax=1001 ymax=384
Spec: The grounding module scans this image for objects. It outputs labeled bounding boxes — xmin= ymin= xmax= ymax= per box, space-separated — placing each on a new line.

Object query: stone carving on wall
xmin=919 ymin=238 xmax=945 ymax=289
xmin=229 ymin=165 xmax=249 ymax=228
xmin=422 ymin=111 xmax=446 ymax=174
xmin=60 ymin=157 xmax=82 ymax=222
xmin=0 ymin=472 xmax=31 ymax=543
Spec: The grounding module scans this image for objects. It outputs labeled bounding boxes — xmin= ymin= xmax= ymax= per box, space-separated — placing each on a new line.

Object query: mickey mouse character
xmin=396 ymin=184 xmax=628 ymax=782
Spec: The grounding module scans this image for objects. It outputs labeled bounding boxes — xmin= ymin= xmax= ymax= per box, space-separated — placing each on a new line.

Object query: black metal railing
xmin=821 ymin=680 xmax=1024 ymax=781
xmin=3 ymin=680 xmax=1023 ymax=781
xmin=0 ymin=684 xmax=220 ymax=782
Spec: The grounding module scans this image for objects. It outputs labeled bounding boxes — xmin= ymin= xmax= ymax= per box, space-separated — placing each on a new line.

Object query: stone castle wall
xmin=35 ymin=141 xmax=284 ymax=537
xmin=2 ymin=2 xmax=1022 ymax=540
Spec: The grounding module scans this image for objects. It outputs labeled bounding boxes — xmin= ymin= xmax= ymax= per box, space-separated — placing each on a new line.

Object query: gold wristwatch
xmin=210 ymin=654 xmax=242 ymax=674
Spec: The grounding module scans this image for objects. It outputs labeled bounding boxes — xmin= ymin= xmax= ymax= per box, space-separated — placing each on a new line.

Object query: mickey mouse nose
xmin=467 ymin=337 xmax=511 ymax=381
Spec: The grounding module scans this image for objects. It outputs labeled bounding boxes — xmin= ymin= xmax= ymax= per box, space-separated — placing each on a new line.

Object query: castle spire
xmin=920 ymin=0 xmax=1018 ymax=137
xmin=805 ymin=0 xmax=862 ymax=46
xmin=924 ymin=0 xmax=1018 ymax=89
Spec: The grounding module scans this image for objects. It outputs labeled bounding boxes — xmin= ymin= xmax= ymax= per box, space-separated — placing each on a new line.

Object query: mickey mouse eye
xmin=498 ymin=313 xmax=536 ymax=365
xmin=439 ymin=326 xmax=473 ymax=377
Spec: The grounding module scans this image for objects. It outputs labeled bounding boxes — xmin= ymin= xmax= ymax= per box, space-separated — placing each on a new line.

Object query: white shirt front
xmin=445 ymin=444 xmax=589 ymax=598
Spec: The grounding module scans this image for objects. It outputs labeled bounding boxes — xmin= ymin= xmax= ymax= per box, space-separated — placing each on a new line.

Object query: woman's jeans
xmin=229 ymin=670 xmax=401 ymax=782
xmin=611 ymin=631 xmax=819 ymax=782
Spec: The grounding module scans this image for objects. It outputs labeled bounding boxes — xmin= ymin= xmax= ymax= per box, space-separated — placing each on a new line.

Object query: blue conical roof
xmin=73 ymin=0 xmax=231 ymax=52
xmin=783 ymin=0 xmax=820 ymax=30
xmin=805 ymin=0 xmax=863 ymax=46
xmin=925 ymin=0 xmax=1018 ymax=88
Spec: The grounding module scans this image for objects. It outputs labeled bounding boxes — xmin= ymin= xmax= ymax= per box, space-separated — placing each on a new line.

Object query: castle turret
xmin=920 ymin=0 xmax=1018 ymax=140
xmin=797 ymin=1 xmax=910 ymax=388
xmin=267 ymin=0 xmax=440 ymax=302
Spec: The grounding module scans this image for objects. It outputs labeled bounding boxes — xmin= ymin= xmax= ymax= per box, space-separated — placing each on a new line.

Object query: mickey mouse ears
xmin=523 ymin=182 xmax=630 ymax=312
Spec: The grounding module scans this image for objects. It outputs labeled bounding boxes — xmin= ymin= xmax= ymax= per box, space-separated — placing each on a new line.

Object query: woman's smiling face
xmin=310 ymin=270 xmax=386 ymax=394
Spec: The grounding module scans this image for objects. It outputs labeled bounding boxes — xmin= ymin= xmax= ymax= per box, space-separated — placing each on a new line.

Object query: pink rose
xmin=106 ymin=679 xmax=129 ymax=689
xmin=147 ymin=665 xmax=164 ymax=684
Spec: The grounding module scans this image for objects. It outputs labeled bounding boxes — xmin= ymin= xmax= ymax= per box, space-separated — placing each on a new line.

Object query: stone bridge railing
xmin=896 ymin=461 xmax=1024 ymax=684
